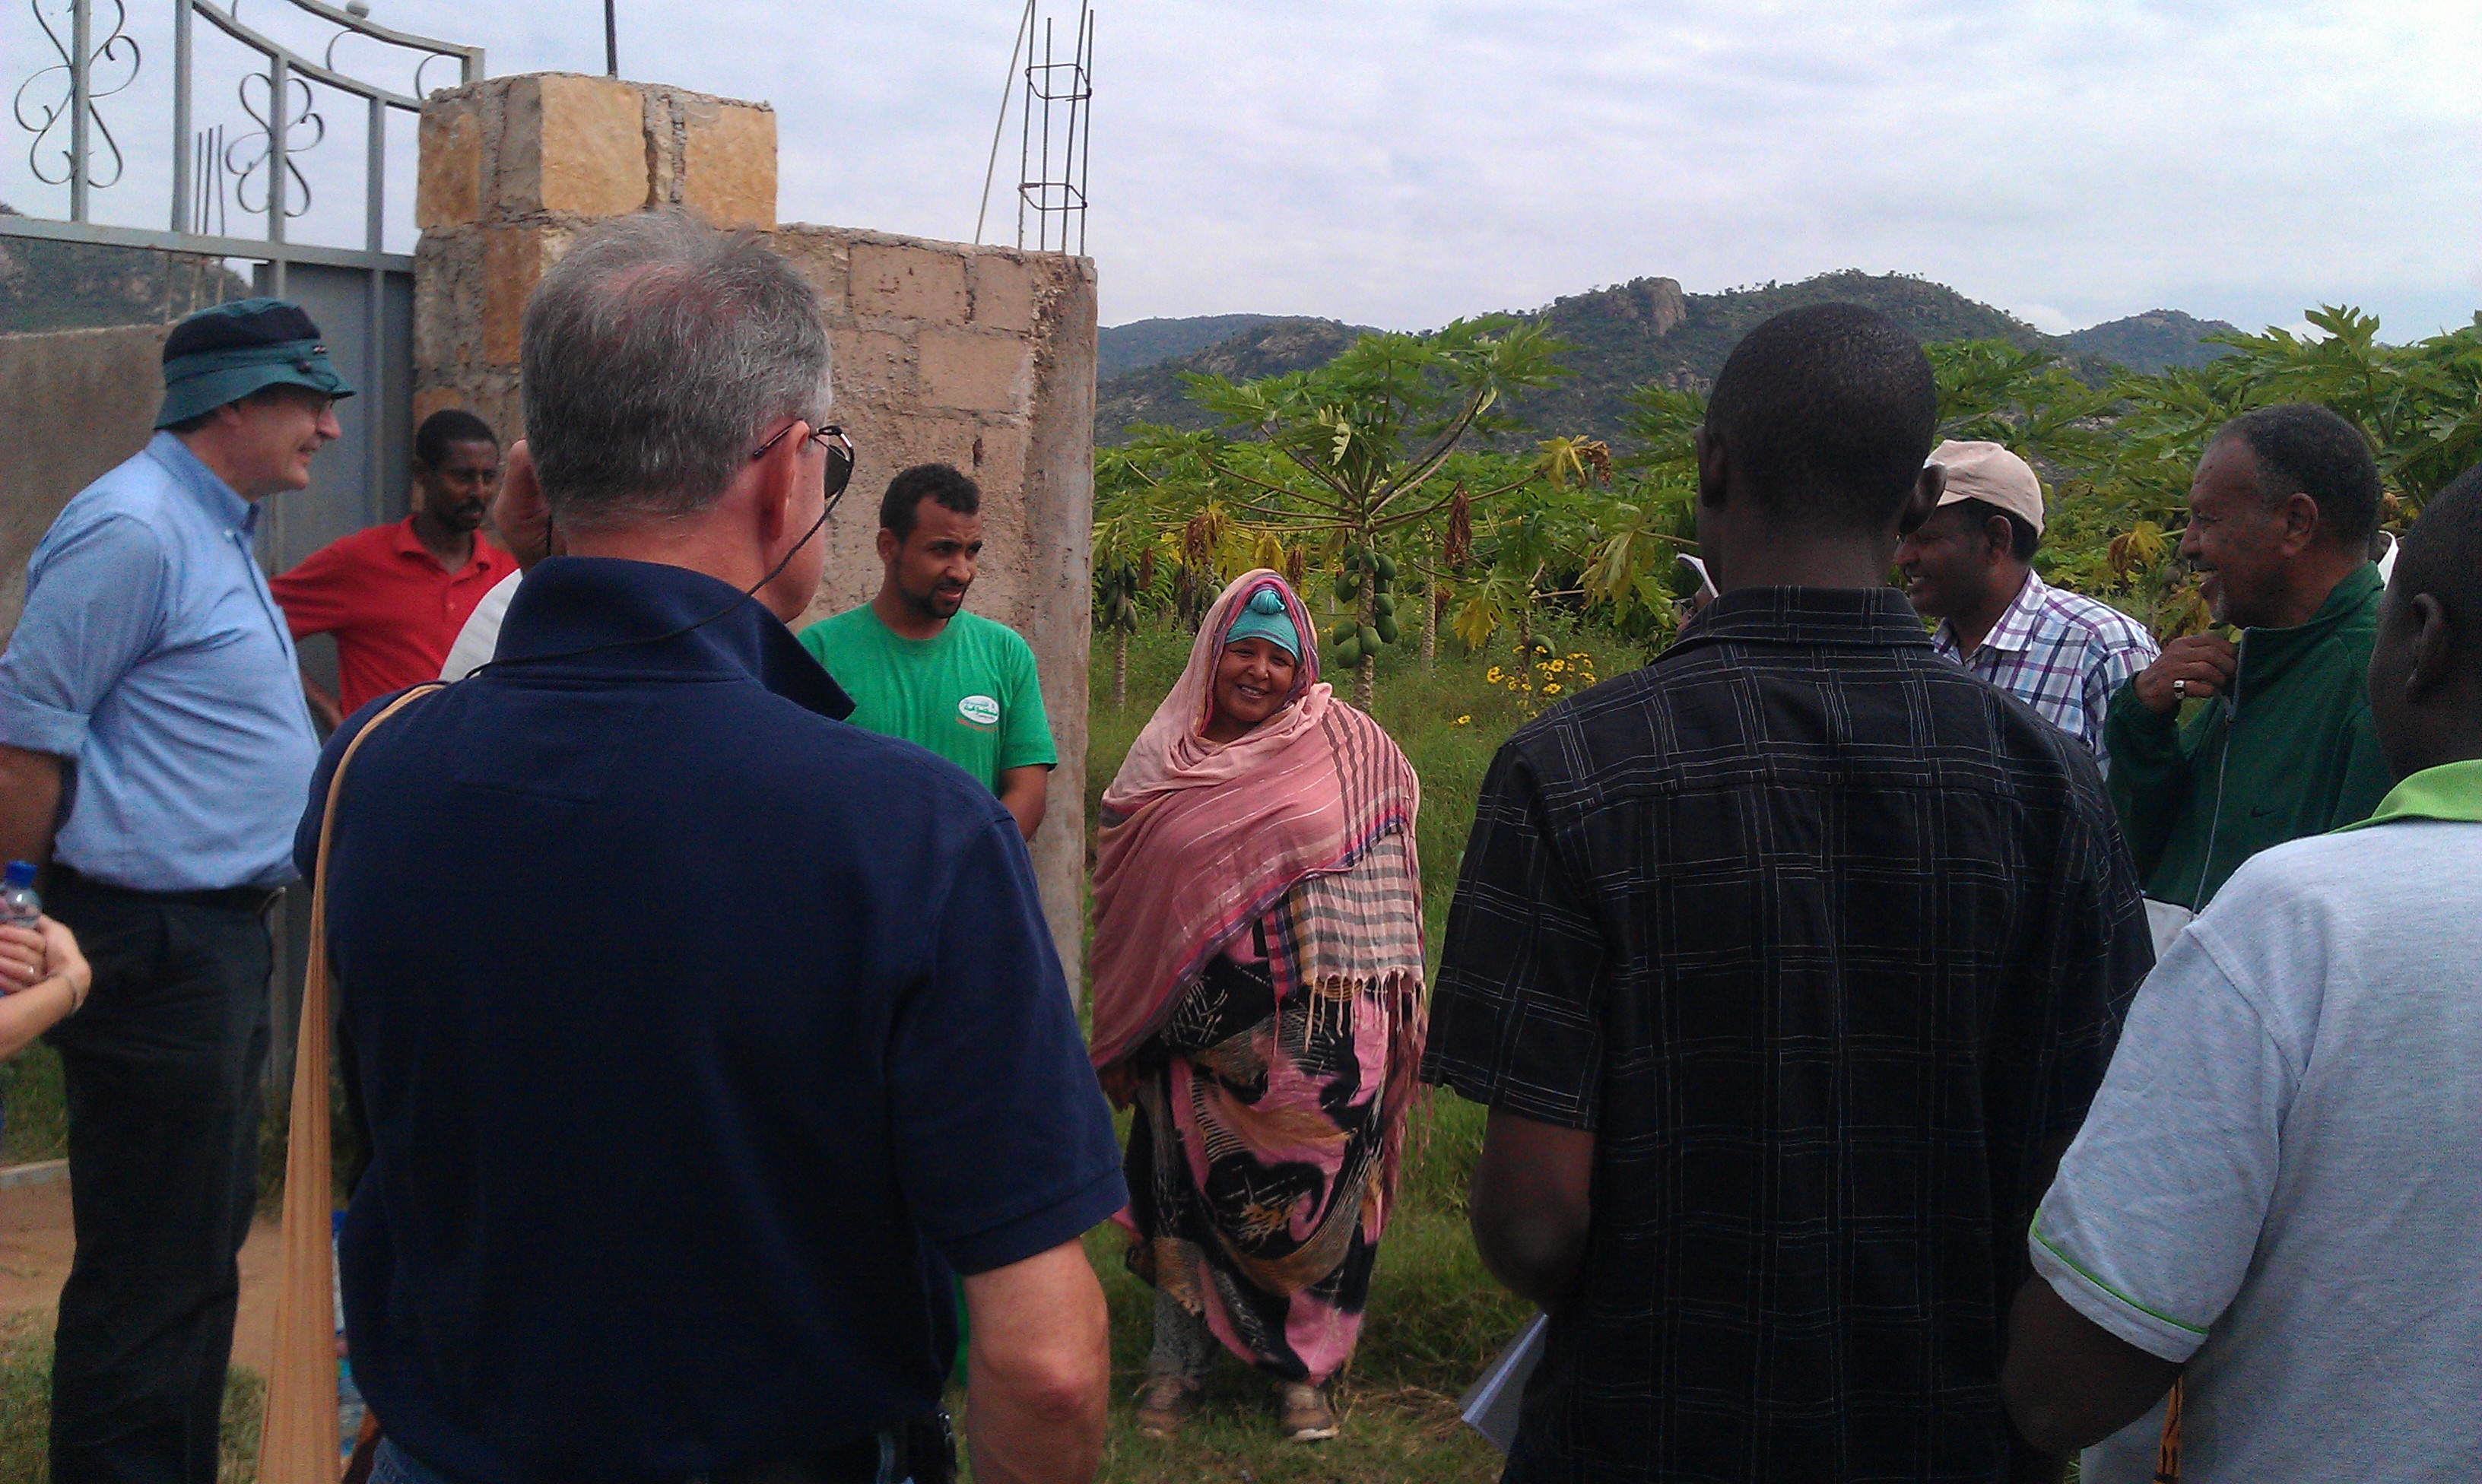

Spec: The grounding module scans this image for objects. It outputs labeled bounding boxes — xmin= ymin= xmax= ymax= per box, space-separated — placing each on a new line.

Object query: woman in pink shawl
xmin=1090 ymin=569 xmax=1425 ymax=1444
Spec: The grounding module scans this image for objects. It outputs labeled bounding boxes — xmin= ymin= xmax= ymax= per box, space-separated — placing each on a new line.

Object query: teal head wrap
xmin=154 ymin=297 xmax=355 ymax=430
xmin=1223 ymin=586 xmax=1302 ymax=658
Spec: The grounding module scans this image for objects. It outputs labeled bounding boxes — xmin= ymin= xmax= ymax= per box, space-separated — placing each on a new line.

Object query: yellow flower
xmin=1453 ymin=715 xmax=1471 ymax=726
xmin=1542 ymin=683 xmax=1562 ymax=695
xmin=1485 ymin=667 xmax=1503 ymax=682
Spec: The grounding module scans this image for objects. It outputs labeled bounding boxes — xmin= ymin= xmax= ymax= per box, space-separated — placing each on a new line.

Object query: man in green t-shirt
xmin=799 ymin=463 xmax=1055 ymax=840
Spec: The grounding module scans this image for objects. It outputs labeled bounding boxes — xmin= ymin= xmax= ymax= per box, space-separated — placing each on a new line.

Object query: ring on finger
xmin=2173 ymin=677 xmax=2188 ymax=699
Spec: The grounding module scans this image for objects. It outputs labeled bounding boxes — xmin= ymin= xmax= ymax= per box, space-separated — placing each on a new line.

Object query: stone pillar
xmin=414 ymin=72 xmax=776 ymax=440
xmin=412 ymin=75 xmax=1096 ymax=993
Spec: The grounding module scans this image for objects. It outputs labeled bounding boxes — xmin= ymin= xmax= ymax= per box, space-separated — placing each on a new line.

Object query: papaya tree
xmin=1090 ymin=454 xmax=1172 ymax=711
xmin=1177 ymin=318 xmax=1573 ymax=707
xmin=1446 ymin=455 xmax=1611 ymax=689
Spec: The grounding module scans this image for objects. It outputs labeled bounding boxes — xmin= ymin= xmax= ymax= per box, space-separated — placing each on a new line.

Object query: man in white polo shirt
xmin=440 ymin=441 xmax=552 ymax=682
xmin=1896 ymin=439 xmax=2159 ymax=773
xmin=1999 ymin=462 xmax=2482 ymax=1482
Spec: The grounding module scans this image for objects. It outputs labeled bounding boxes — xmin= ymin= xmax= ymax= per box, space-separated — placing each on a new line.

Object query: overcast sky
xmin=13 ymin=1 xmax=2477 ymax=338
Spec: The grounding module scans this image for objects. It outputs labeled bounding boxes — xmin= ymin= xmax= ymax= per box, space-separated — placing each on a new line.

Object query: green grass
xmin=1068 ymin=1089 xmax=1525 ymax=1483
xmin=1 ymin=1044 xmax=67 ymax=1165
xmin=0 ymin=1313 xmax=262 ymax=1483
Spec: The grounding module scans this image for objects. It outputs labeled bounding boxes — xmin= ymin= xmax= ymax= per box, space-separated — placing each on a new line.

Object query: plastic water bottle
xmin=0 ymin=861 xmax=28 ymax=1149
xmin=0 ymin=861 xmax=38 ymax=930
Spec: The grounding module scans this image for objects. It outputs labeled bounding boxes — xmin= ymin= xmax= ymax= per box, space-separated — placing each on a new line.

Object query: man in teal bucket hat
xmin=152 ymin=294 xmax=355 ymax=429
xmin=0 ymin=296 xmax=350 ymax=1484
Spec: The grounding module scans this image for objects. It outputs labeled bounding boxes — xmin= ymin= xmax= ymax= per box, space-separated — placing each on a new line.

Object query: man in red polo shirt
xmin=272 ymin=409 xmax=513 ymax=728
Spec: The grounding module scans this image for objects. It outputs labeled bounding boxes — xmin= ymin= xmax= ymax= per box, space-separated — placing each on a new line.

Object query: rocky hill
xmin=1519 ymin=270 xmax=2067 ymax=444
xmin=1095 ymin=271 xmax=2242 ymax=446
xmin=1100 ymin=314 xmax=1349 ymax=378
xmin=2059 ymin=309 xmax=2239 ymax=373
xmin=1095 ymin=316 xmax=1375 ymax=436
xmin=0 ymin=204 xmax=252 ymax=335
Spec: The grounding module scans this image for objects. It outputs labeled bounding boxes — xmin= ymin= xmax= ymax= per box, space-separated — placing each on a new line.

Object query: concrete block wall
xmin=414 ymin=75 xmax=1097 ymax=989
xmin=0 ymin=325 xmax=168 ymax=644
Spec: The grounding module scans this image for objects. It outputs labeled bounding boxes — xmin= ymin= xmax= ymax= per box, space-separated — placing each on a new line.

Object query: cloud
xmin=2014 ymin=305 xmax=2078 ymax=335
xmin=21 ymin=0 xmax=2468 ymax=338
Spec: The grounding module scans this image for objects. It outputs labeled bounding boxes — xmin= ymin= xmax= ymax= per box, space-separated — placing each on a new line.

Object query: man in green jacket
xmin=2106 ymin=402 xmax=2392 ymax=937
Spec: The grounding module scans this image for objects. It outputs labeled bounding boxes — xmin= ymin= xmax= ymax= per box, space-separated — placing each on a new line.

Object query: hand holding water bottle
xmin=0 ymin=861 xmax=90 ymax=1057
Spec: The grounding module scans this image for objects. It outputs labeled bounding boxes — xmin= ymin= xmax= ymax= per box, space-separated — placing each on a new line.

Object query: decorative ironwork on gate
xmin=5 ymin=0 xmax=483 ymax=281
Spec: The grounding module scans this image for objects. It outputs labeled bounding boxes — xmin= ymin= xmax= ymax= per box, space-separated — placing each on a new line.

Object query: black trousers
xmin=44 ymin=874 xmax=274 ymax=1484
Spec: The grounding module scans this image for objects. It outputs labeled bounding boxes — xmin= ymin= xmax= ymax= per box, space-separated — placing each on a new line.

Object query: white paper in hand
xmin=1458 ymin=1311 xmax=1549 ymax=1454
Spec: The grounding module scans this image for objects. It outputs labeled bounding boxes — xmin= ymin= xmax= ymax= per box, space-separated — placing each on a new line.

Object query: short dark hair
xmin=879 ymin=462 xmax=980 ymax=541
xmin=1952 ymin=496 xmax=2040 ymax=562
xmin=1703 ymin=303 xmax=1938 ymax=531
xmin=2214 ymin=402 xmax=2381 ymax=552
xmin=2394 ymin=462 xmax=2482 ymax=653
xmin=414 ymin=407 xmax=498 ymax=467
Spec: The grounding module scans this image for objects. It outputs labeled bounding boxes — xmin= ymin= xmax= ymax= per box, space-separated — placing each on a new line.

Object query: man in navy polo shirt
xmin=301 ymin=210 xmax=1122 ymax=1484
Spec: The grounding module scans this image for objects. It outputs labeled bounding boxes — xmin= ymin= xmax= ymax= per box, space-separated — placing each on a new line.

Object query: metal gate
xmin=8 ymin=0 xmax=482 ymax=1086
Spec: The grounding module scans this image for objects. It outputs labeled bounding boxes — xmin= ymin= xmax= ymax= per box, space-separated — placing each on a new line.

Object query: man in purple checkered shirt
xmin=1899 ymin=439 xmax=2160 ymax=774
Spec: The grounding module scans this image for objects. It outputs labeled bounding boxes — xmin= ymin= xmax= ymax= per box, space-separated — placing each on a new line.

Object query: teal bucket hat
xmin=154 ymin=296 xmax=354 ymax=429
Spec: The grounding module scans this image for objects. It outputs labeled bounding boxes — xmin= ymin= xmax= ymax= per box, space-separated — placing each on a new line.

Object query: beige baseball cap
xmin=1928 ymin=439 xmax=2045 ymax=534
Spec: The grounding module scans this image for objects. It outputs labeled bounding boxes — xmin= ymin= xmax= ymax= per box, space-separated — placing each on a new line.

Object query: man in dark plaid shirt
xmin=1424 ymin=304 xmax=2153 ymax=1483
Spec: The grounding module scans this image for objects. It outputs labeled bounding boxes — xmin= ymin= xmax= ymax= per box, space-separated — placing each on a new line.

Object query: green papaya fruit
xmin=1335 ymin=637 xmax=1363 ymax=668
xmin=1338 ymin=573 xmax=1361 ymax=601
xmin=1376 ymin=615 xmax=1401 ymax=645
xmin=1375 ymin=553 xmax=1398 ymax=582
xmin=1358 ymin=622 xmax=1381 ymax=652
xmin=1373 ymin=594 xmax=1395 ymax=619
xmin=1341 ymin=549 xmax=1363 ymax=573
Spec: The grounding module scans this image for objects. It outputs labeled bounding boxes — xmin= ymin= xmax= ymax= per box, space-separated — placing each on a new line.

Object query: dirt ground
xmin=0 ymin=1177 xmax=281 ymax=1375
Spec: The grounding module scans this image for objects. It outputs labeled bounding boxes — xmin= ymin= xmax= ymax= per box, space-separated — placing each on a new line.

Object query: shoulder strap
xmin=259 ymin=683 xmax=445 ymax=1484
xmin=2154 ymin=1374 xmax=2185 ymax=1483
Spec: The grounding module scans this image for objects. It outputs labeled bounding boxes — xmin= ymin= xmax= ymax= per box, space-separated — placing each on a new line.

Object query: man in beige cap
xmin=1897 ymin=439 xmax=2159 ymax=773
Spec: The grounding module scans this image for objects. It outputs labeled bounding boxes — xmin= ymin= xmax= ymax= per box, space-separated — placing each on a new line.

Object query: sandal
xmin=1279 ymin=1381 xmax=1339 ymax=1442
xmin=1135 ymin=1375 xmax=1201 ymax=1438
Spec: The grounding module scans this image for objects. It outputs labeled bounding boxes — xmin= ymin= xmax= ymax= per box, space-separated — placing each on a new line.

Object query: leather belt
xmin=48 ymin=862 xmax=283 ymax=917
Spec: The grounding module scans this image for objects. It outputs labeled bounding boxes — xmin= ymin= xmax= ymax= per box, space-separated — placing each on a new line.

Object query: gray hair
xmin=520 ymin=208 xmax=830 ymax=525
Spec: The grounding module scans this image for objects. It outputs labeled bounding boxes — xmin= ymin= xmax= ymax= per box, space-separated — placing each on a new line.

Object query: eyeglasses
xmin=752 ymin=419 xmax=856 ymax=518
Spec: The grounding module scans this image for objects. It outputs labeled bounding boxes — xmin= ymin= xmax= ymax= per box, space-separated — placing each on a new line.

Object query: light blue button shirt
xmin=0 ymin=433 xmax=319 ymax=889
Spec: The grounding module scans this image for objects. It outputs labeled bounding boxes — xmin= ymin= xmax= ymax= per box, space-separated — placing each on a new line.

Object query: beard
xmin=904 ymin=579 xmax=967 ymax=619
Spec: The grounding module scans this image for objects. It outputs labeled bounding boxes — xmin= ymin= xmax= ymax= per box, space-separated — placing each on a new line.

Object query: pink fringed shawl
xmin=1088 ymin=571 xmax=1424 ymax=1073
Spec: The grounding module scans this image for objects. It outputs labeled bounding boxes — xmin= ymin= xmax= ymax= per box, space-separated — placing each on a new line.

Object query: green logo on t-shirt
xmin=957 ymin=693 xmax=1001 ymax=728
